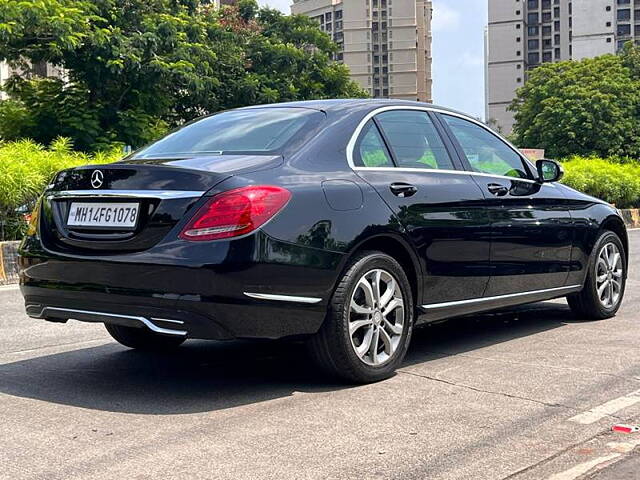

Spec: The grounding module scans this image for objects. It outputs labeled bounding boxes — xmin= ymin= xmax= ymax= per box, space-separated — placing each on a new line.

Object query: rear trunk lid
xmin=40 ymin=155 xmax=281 ymax=253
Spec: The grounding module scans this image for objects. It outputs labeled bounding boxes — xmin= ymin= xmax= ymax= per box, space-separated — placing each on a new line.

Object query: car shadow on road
xmin=405 ymin=300 xmax=575 ymax=366
xmin=0 ymin=301 xmax=579 ymax=415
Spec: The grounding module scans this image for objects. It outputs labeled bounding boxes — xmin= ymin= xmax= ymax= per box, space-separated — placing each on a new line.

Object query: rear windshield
xmin=134 ymin=108 xmax=323 ymax=158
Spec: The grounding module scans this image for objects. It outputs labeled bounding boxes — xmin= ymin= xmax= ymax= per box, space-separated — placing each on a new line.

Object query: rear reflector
xmin=179 ymin=185 xmax=291 ymax=241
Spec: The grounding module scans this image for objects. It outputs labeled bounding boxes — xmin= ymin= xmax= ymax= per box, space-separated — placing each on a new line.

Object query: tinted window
xmin=376 ymin=111 xmax=454 ymax=170
xmin=354 ymin=121 xmax=393 ymax=167
xmin=618 ymin=24 xmax=631 ymax=35
xmin=134 ymin=108 xmax=322 ymax=158
xmin=442 ymin=115 xmax=530 ymax=179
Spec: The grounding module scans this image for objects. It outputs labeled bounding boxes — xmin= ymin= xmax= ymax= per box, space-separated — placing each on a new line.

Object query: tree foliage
xmin=0 ymin=0 xmax=366 ymax=150
xmin=510 ymin=48 xmax=640 ymax=159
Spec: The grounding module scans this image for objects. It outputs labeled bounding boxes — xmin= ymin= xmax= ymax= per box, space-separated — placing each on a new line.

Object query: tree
xmin=620 ymin=41 xmax=640 ymax=77
xmin=509 ymin=52 xmax=640 ymax=159
xmin=0 ymin=0 xmax=366 ymax=151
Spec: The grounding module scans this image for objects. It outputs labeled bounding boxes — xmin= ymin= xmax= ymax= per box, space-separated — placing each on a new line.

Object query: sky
xmin=257 ymin=0 xmax=488 ymax=119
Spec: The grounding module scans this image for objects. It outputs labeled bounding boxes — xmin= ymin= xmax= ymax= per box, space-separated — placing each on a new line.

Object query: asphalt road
xmin=2 ymin=232 xmax=640 ymax=480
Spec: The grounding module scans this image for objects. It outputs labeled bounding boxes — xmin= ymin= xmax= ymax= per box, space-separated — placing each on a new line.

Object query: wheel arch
xmin=601 ymin=215 xmax=629 ymax=270
xmin=336 ymin=233 xmax=423 ymax=306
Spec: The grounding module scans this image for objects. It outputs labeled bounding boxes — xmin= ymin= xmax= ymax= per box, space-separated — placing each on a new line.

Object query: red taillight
xmin=179 ymin=185 xmax=291 ymax=241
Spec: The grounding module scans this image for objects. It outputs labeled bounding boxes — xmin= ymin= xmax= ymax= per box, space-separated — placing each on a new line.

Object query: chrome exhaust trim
xmin=27 ymin=305 xmax=187 ymax=336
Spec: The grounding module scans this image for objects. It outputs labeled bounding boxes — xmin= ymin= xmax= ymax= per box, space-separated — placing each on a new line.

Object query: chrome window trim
xmin=47 ymin=190 xmax=206 ymax=200
xmin=421 ymin=285 xmax=582 ymax=310
xmin=243 ymin=292 xmax=323 ymax=304
xmin=346 ymin=105 xmax=546 ymax=185
xmin=351 ymin=166 xmax=554 ymax=186
xmin=429 ymin=107 xmax=537 ymax=170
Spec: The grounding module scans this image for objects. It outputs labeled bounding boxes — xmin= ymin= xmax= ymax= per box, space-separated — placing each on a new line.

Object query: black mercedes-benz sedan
xmin=19 ymin=99 xmax=628 ymax=383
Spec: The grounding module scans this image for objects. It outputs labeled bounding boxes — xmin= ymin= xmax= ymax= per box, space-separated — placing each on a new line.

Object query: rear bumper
xmin=22 ymin=286 xmax=327 ymax=339
xmin=21 ymin=284 xmax=325 ymax=340
xmin=18 ymin=232 xmax=343 ymax=340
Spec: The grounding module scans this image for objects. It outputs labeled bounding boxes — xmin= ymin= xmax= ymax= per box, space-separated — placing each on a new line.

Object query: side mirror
xmin=536 ymin=159 xmax=564 ymax=183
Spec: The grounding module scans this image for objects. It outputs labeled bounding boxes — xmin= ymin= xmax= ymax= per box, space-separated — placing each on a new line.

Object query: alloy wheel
xmin=348 ymin=269 xmax=405 ymax=366
xmin=595 ymin=242 xmax=623 ymax=309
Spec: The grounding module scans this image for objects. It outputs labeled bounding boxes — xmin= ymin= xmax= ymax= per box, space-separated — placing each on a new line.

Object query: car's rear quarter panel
xmin=19 ymin=105 xmax=401 ymax=340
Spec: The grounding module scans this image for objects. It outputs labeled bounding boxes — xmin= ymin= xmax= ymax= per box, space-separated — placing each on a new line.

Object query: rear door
xmin=351 ymin=108 xmax=492 ymax=306
xmin=435 ymin=112 xmax=573 ymax=297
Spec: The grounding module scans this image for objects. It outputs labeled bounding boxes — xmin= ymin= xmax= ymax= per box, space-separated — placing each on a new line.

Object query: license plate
xmin=67 ymin=202 xmax=140 ymax=229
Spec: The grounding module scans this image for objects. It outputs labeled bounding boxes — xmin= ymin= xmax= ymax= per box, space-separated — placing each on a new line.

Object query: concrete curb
xmin=619 ymin=209 xmax=640 ymax=229
xmin=1 ymin=209 xmax=639 ymax=286
xmin=0 ymin=240 xmax=20 ymax=286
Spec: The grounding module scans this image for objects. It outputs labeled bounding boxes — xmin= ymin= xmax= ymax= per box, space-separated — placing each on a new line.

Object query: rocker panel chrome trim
xmin=421 ymin=285 xmax=582 ymax=310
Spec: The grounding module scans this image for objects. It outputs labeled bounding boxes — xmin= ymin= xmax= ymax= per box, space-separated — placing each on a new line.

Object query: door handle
xmin=389 ymin=183 xmax=418 ymax=198
xmin=487 ymin=183 xmax=509 ymax=197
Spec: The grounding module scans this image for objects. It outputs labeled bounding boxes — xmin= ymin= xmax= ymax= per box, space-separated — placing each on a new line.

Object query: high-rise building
xmin=292 ymin=0 xmax=433 ymax=102
xmin=0 ymin=61 xmax=66 ymax=99
xmin=487 ymin=0 xmax=640 ymax=134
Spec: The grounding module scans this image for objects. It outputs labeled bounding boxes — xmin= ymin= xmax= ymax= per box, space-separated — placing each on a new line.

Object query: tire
xmin=309 ymin=251 xmax=415 ymax=383
xmin=105 ymin=323 xmax=186 ymax=350
xmin=567 ymin=230 xmax=627 ymax=320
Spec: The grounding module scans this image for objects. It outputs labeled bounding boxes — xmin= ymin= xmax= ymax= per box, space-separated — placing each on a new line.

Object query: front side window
xmin=134 ymin=108 xmax=323 ymax=158
xmin=375 ymin=110 xmax=454 ymax=170
xmin=442 ymin=115 xmax=531 ymax=179
xmin=354 ymin=121 xmax=393 ymax=168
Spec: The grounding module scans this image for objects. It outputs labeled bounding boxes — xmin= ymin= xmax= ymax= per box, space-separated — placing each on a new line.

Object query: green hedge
xmin=0 ymin=138 xmax=121 ymax=240
xmin=560 ymin=155 xmax=640 ymax=209
xmin=1 ymin=142 xmax=638 ymax=241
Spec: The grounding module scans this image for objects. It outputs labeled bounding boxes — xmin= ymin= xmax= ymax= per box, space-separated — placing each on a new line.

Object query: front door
xmin=437 ymin=113 xmax=573 ymax=297
xmin=351 ymin=109 xmax=492 ymax=306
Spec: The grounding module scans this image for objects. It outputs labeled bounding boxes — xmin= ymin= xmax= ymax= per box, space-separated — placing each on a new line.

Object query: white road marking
xmin=568 ymin=389 xmax=640 ymax=424
xmin=606 ymin=438 xmax=640 ymax=453
xmin=547 ymin=439 xmax=640 ymax=479
xmin=547 ymin=453 xmax=621 ymax=480
xmin=0 ymin=284 xmax=19 ymax=291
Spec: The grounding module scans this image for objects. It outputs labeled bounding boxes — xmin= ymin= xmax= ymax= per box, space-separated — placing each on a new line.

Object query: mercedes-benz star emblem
xmin=91 ymin=170 xmax=104 ymax=189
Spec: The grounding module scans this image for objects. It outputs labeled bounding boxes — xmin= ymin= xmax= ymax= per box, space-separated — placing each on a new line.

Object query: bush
xmin=0 ymin=138 xmax=121 ymax=241
xmin=561 ymin=155 xmax=640 ymax=208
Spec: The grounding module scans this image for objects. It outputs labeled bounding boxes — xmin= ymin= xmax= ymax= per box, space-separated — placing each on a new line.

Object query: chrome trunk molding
xmin=47 ymin=190 xmax=205 ymax=200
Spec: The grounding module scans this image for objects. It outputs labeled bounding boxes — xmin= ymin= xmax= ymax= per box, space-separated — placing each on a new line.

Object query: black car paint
xmin=19 ymin=99 xmax=627 ymax=340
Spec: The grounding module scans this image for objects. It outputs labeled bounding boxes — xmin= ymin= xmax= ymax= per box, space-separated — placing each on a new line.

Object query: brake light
xmin=179 ymin=186 xmax=291 ymax=241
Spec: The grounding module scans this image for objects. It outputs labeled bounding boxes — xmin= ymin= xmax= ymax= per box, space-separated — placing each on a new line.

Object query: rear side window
xmin=375 ymin=110 xmax=454 ymax=170
xmin=354 ymin=121 xmax=394 ymax=167
xmin=134 ymin=108 xmax=323 ymax=158
xmin=442 ymin=114 xmax=531 ymax=179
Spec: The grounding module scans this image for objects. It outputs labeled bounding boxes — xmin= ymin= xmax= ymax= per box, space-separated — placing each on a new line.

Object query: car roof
xmin=239 ymin=99 xmax=473 ymax=119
